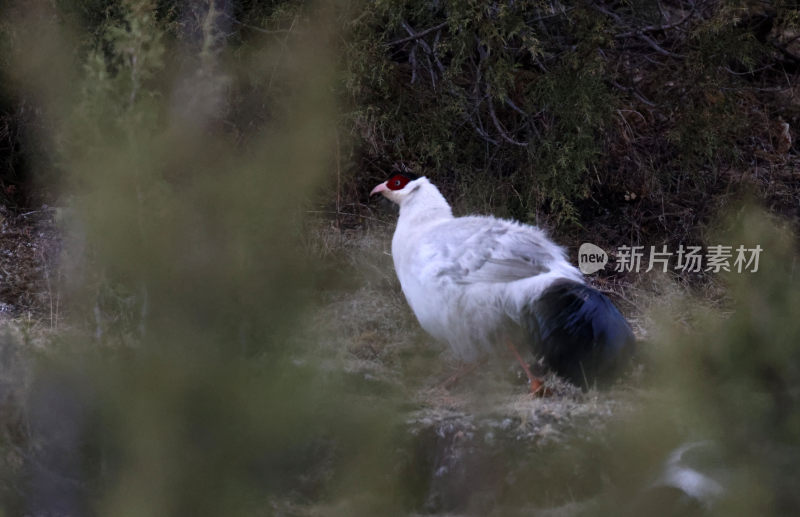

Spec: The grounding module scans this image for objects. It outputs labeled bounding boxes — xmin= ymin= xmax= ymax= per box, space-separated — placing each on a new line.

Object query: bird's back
xmin=392 ymin=213 xmax=580 ymax=361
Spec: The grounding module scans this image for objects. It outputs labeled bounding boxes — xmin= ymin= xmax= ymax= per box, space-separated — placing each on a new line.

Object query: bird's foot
xmin=505 ymin=339 xmax=553 ymax=396
xmin=529 ymin=377 xmax=553 ymax=398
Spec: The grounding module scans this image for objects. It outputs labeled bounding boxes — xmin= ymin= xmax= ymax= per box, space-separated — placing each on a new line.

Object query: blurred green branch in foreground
xmin=2 ymin=1 xmax=407 ymax=515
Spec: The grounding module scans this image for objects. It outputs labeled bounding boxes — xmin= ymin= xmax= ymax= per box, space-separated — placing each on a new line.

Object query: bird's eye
xmin=393 ymin=180 xmax=402 ymax=187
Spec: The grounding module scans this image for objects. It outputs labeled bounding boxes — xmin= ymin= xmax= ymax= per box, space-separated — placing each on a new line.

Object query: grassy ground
xmin=0 ymin=207 xmax=691 ymax=515
xmin=300 ymin=214 xmax=653 ymax=514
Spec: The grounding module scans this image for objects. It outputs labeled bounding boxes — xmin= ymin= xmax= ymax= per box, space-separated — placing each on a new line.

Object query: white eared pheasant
xmin=371 ymin=173 xmax=635 ymax=391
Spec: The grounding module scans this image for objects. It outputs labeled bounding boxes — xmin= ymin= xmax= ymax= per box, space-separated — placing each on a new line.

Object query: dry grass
xmin=0 ymin=210 xmax=672 ymax=515
xmin=0 ymin=207 xmax=62 ymax=328
xmin=0 ymin=209 xmax=65 ymax=504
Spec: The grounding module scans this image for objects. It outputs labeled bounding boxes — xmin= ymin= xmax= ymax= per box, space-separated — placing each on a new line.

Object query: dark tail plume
xmin=523 ymin=279 xmax=636 ymax=389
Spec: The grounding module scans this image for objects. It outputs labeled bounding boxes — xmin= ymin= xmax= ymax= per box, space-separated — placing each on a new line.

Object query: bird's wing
xmin=417 ymin=216 xmax=561 ymax=285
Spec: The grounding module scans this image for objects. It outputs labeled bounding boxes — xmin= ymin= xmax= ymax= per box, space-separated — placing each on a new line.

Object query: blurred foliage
xmin=651 ymin=209 xmax=800 ymax=515
xmin=1 ymin=1 xmax=409 ymax=515
xmin=589 ymin=208 xmax=800 ymax=517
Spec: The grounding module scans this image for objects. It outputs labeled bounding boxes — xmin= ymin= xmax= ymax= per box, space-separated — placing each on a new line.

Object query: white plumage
xmin=372 ymin=174 xmax=635 ymax=388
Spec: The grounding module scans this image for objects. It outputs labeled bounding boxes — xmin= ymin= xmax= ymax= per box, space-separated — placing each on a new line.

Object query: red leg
xmin=505 ymin=339 xmax=549 ymax=396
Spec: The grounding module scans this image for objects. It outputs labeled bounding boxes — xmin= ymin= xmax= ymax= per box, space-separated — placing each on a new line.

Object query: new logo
xmin=578 ymin=243 xmax=608 ymax=274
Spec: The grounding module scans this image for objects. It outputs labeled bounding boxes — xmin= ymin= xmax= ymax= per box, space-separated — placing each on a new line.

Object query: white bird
xmin=371 ymin=173 xmax=635 ymax=391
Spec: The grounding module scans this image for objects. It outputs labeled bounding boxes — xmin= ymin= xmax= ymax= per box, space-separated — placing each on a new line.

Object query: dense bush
xmin=2 ymin=1 xmax=798 ymax=235
xmin=341 ymin=0 xmax=800 ymax=240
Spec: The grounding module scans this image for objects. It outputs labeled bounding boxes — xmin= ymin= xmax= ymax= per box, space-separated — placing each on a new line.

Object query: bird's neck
xmin=397 ymin=182 xmax=453 ymax=226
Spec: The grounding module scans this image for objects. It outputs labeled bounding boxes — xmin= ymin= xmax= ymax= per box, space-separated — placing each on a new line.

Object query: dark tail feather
xmin=523 ymin=279 xmax=636 ymax=389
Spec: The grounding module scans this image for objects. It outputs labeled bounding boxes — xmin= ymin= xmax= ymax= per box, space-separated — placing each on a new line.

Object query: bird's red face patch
xmin=386 ymin=174 xmax=412 ymax=191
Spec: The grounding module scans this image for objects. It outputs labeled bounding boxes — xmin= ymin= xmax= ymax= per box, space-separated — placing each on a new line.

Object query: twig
xmin=306 ymin=210 xmax=392 ymax=226
xmin=614 ymin=5 xmax=698 ymax=38
xmin=721 ymin=84 xmax=795 ymax=92
xmin=19 ymin=208 xmax=55 ymax=218
xmin=528 ymin=7 xmax=575 ymax=24
xmin=504 ymin=98 xmax=528 ymax=117
xmin=723 ymin=64 xmax=774 ymax=76
xmin=467 ymin=114 xmax=499 ymax=145
xmin=403 ymin=22 xmax=440 ymax=88
xmin=617 ymin=109 xmax=647 ymax=123
xmin=386 ymin=21 xmax=448 ymax=47
xmin=487 ymin=92 xmax=529 ymax=147
xmin=506 ymin=98 xmax=542 ymax=139
xmin=219 ymin=11 xmax=301 ymax=35
xmin=432 ymin=28 xmax=445 ymax=74
xmin=592 ymin=3 xmax=623 ymax=25
xmin=635 ymin=32 xmax=684 ymax=58
xmin=640 ymin=53 xmax=667 ymax=66
xmin=425 ymin=52 xmax=436 ymax=89
xmin=610 ymin=79 xmax=656 ymax=107
xmin=335 ymin=129 xmax=341 ymax=220
xmin=409 ymin=44 xmax=418 ymax=84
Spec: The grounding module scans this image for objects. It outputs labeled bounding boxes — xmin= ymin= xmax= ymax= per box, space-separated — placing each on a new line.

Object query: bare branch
xmin=409 ymin=44 xmax=418 ymax=84
xmin=432 ymin=29 xmax=445 ymax=74
xmin=467 ymin=116 xmax=499 ymax=145
xmin=609 ymin=79 xmax=657 ymax=107
xmin=592 ymin=4 xmax=624 ymax=25
xmin=386 ymin=22 xmax=447 ymax=47
xmin=504 ymin=98 xmax=528 ymax=117
xmin=404 ymin=22 xmax=440 ymax=88
xmin=487 ymin=90 xmax=529 ymax=147
xmin=614 ymin=20 xmax=692 ymax=38
xmin=424 ymin=52 xmax=436 ymax=89
xmin=219 ymin=11 xmax=301 ymax=36
xmin=634 ymin=33 xmax=685 ymax=58
xmin=595 ymin=0 xmax=697 ymax=59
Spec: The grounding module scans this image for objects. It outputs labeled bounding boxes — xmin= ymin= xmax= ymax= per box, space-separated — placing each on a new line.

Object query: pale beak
xmin=370 ymin=181 xmax=388 ymax=196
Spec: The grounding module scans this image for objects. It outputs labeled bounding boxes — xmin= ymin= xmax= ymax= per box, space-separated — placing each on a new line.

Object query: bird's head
xmin=370 ymin=173 xmax=423 ymax=205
